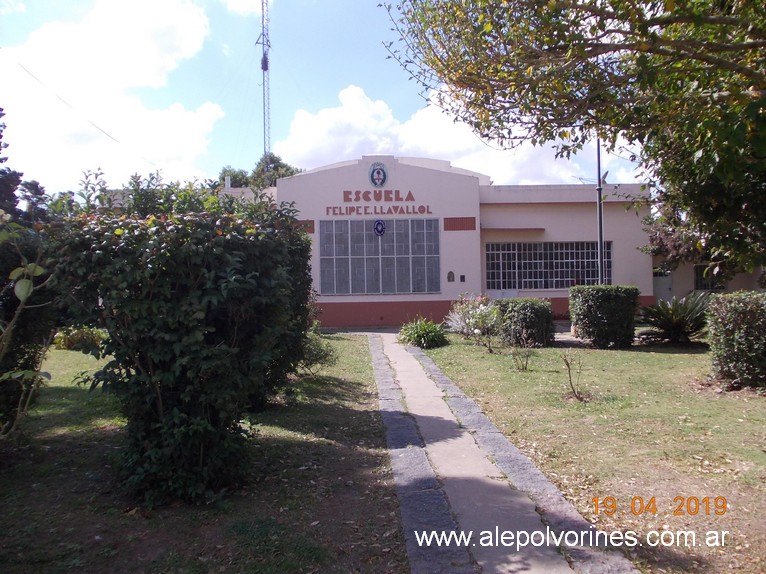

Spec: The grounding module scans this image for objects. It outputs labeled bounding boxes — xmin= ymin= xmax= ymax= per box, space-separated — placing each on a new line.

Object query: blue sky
xmin=0 ymin=0 xmax=639 ymax=194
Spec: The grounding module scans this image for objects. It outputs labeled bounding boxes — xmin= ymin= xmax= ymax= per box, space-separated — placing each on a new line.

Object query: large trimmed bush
xmin=494 ymin=298 xmax=554 ymax=347
xmin=48 ymin=211 xmax=311 ymax=503
xmin=707 ymin=291 xmax=766 ymax=388
xmin=569 ymin=285 xmax=640 ymax=349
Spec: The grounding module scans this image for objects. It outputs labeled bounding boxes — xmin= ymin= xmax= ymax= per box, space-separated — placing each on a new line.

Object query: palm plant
xmin=642 ymin=291 xmax=710 ymax=344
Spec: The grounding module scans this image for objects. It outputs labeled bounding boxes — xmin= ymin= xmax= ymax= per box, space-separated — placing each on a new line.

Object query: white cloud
xmin=275 ymin=86 xmax=399 ymax=167
xmin=219 ymin=0 xmax=263 ymax=16
xmin=0 ymin=0 xmax=223 ymax=192
xmin=0 ymin=0 xmax=25 ymax=15
xmin=276 ymin=85 xmax=639 ymax=185
xmin=17 ymin=0 xmax=208 ymax=94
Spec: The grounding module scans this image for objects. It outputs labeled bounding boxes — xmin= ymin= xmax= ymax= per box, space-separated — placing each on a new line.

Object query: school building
xmin=256 ymin=155 xmax=656 ymax=327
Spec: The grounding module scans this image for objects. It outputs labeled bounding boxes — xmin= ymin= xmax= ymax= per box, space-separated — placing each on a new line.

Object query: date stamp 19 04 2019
xmin=592 ymin=496 xmax=728 ymax=516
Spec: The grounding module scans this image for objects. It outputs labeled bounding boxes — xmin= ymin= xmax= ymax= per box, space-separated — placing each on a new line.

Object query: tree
xmin=386 ymin=0 xmax=766 ymax=271
xmin=643 ymin=202 xmax=706 ymax=268
xmin=217 ymin=165 xmax=250 ymax=189
xmin=215 ymin=155 xmax=301 ymax=192
xmin=0 ymin=108 xmax=22 ymax=218
xmin=0 ymin=109 xmax=58 ymax=439
xmin=19 ymin=180 xmax=49 ymax=222
xmin=642 ymin=103 xmax=765 ymax=272
xmin=0 ymin=169 xmax=21 ymax=218
xmin=0 ymin=221 xmax=56 ymax=439
xmin=250 ymin=152 xmax=301 ymax=190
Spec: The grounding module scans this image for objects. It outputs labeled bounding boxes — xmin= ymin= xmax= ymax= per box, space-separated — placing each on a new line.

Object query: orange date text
xmin=591 ymin=496 xmax=727 ymax=516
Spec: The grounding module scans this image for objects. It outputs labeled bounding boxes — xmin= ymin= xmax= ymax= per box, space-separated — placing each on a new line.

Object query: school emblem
xmin=369 ymin=162 xmax=387 ymax=188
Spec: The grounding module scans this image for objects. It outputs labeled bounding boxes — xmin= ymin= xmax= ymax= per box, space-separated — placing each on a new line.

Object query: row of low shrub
xmin=400 ymin=296 xmax=554 ymax=350
xmin=434 ymin=286 xmax=711 ymax=352
xmin=400 ymin=286 xmax=765 ymax=388
xmin=574 ymin=287 xmax=765 ymax=386
xmin=439 ymin=288 xmax=635 ymax=351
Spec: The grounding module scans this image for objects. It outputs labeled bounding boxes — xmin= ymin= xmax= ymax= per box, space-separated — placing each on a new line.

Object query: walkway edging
xmin=368 ymin=334 xmax=478 ymax=574
xmin=407 ymin=345 xmax=640 ymax=574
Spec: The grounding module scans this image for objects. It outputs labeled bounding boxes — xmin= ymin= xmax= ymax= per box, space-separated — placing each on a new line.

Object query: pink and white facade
xmin=271 ymin=155 xmax=654 ymax=327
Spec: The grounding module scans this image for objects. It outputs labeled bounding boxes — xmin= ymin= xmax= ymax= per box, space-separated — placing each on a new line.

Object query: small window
xmin=447 ymin=271 xmax=455 ymax=282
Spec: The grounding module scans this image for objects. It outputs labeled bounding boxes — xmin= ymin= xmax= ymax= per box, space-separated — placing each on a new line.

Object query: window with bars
xmin=320 ymin=219 xmax=440 ymax=295
xmin=485 ymin=241 xmax=612 ymax=290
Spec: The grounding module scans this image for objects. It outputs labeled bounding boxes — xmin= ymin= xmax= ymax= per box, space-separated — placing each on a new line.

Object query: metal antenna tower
xmin=256 ymin=0 xmax=271 ymax=155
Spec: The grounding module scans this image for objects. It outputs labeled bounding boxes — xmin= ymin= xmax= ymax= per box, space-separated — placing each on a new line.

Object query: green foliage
xmin=121 ymin=172 xmax=243 ymax=218
xmin=645 ymin=119 xmax=766 ymax=276
xmin=124 ymin=172 xmax=175 ymax=217
xmin=494 ymin=298 xmax=554 ymax=347
xmin=0 ymin=108 xmax=60 ymax=438
xmin=0 ymin=217 xmax=59 ymax=437
xmin=47 ymin=209 xmax=312 ymax=503
xmin=398 ymin=317 xmax=448 ymax=349
xmin=296 ymin=332 xmax=339 ymax=376
xmin=0 ymin=107 xmax=23 ymax=219
xmin=642 ymin=292 xmax=709 ymax=344
xmin=250 ymin=152 xmax=302 ymax=191
xmin=215 ymin=153 xmax=302 ymax=193
xmin=707 ymin=291 xmax=766 ymax=388
xmin=53 ymin=325 xmax=108 ymax=354
xmin=218 ymin=165 xmax=251 ymax=188
xmin=569 ymin=285 xmax=640 ymax=349
xmin=386 ymin=0 xmax=766 ymax=273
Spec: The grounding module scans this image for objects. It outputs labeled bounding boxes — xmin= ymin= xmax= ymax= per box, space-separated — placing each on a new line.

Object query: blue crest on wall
xmin=369 ymin=162 xmax=387 ymax=188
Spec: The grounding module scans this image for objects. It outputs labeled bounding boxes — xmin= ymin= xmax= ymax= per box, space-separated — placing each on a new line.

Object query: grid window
xmin=485 ymin=241 xmax=612 ymax=290
xmin=320 ymin=219 xmax=440 ymax=295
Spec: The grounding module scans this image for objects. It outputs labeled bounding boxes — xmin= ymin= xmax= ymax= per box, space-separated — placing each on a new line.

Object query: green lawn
xmin=0 ymin=335 xmax=407 ymax=574
xmin=4 ymin=332 xmax=763 ymax=573
xmin=425 ymin=335 xmax=766 ymax=574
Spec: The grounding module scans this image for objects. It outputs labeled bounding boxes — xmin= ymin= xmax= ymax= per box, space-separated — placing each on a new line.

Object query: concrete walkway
xmin=369 ymin=333 xmax=639 ymax=574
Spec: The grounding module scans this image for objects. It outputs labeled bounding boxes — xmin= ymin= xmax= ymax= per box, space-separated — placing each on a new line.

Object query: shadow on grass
xmin=553 ymin=337 xmax=710 ymax=355
xmin=257 ymin=373 xmax=466 ymax=446
xmin=627 ymin=341 xmax=709 ymax=355
xmin=0 ymin=368 xmax=410 ymax=574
